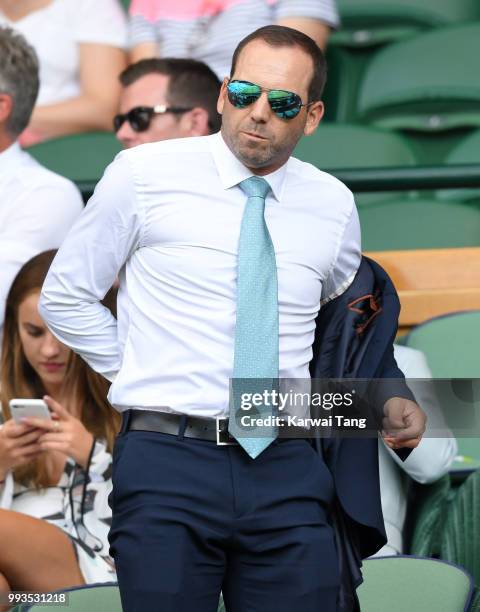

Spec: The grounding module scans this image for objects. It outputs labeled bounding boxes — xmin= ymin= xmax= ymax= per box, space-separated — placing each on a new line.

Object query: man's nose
xmin=249 ymin=92 xmax=272 ymax=123
xmin=116 ymin=120 xmax=135 ymax=147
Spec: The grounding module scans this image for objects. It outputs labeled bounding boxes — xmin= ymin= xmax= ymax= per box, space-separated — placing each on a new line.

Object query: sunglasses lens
xmin=129 ymin=108 xmax=152 ymax=132
xmin=113 ymin=114 xmax=125 ymax=132
xmin=227 ymin=81 xmax=262 ymax=108
xmin=268 ymin=90 xmax=302 ymax=119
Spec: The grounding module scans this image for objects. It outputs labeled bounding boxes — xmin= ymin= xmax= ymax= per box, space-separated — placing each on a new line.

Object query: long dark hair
xmin=1 ymin=250 xmax=120 ymax=488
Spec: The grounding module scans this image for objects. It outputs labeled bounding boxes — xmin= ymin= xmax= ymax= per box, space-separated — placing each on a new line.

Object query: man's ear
xmin=0 ymin=93 xmax=13 ymax=124
xmin=217 ymin=77 xmax=229 ymax=115
xmin=303 ymin=101 xmax=324 ymax=137
xmin=180 ymin=107 xmax=210 ymax=137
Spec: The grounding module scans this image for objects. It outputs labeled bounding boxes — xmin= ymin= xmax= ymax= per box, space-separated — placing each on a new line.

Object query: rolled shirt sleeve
xmin=75 ymin=0 xmax=128 ymax=48
xmin=320 ymin=192 xmax=361 ymax=305
xmin=39 ymin=153 xmax=144 ymax=382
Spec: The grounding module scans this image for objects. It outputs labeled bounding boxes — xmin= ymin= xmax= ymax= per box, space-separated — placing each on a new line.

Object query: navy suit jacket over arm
xmin=308 ymin=257 xmax=415 ymax=610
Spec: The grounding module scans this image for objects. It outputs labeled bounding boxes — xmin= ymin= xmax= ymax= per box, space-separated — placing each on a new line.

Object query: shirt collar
xmin=0 ymin=141 xmax=24 ymax=172
xmin=209 ymin=131 xmax=288 ymax=202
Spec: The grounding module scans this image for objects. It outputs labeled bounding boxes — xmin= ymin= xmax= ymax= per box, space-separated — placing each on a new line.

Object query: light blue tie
xmin=229 ymin=176 xmax=279 ymax=458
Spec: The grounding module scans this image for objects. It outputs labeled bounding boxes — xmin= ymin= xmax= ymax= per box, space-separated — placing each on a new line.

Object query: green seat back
xmin=441 ymin=470 xmax=480 ymax=585
xmin=120 ymin=0 xmax=130 ymax=10
xmin=12 ymin=584 xmax=121 ymax=611
xmin=405 ymin=311 xmax=480 ymax=377
xmin=333 ymin=0 xmax=480 ymax=48
xmin=439 ymin=129 xmax=480 ymax=203
xmin=359 ymin=197 xmax=480 ymax=250
xmin=405 ymin=311 xmax=480 ymax=472
xmin=27 ymin=132 xmax=122 ymax=185
xmin=294 ymin=123 xmax=417 ymax=206
xmin=469 ymin=587 xmax=480 ymax=612
xmin=322 ymin=47 xmax=374 ymax=123
xmin=294 ymin=123 xmax=416 ymax=169
xmin=408 ymin=475 xmax=453 ymax=556
xmin=358 ymin=24 xmax=480 ymax=131
xmin=357 ymin=556 xmax=473 ymax=612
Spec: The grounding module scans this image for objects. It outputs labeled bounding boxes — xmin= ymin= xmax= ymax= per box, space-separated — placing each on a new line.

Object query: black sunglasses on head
xmin=226 ymin=80 xmax=313 ymax=120
xmin=113 ymin=104 xmax=193 ymax=132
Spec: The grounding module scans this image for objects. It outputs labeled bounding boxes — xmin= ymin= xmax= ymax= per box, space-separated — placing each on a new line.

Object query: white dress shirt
xmin=0 ymin=142 xmax=83 ymax=339
xmin=374 ymin=345 xmax=457 ymax=556
xmin=0 ymin=0 xmax=127 ymax=106
xmin=40 ymin=132 xmax=361 ymax=416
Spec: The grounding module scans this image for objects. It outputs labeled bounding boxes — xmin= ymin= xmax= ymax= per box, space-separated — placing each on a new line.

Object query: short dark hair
xmin=119 ymin=58 xmax=222 ymax=133
xmin=230 ymin=25 xmax=327 ymax=102
xmin=0 ymin=26 xmax=39 ymax=137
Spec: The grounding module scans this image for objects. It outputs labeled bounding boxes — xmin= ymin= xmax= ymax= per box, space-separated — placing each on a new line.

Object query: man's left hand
xmin=382 ymin=397 xmax=426 ymax=450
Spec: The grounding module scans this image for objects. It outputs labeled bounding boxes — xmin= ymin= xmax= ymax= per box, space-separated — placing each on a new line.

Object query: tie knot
xmin=239 ymin=176 xmax=271 ymax=200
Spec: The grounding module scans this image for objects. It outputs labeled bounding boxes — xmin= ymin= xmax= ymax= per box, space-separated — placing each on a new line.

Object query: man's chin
xmin=236 ymin=143 xmax=272 ymax=169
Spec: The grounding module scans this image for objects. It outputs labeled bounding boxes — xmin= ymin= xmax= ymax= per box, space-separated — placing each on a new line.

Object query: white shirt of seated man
xmin=373 ymin=344 xmax=457 ymax=557
xmin=0 ymin=142 xmax=83 ymax=344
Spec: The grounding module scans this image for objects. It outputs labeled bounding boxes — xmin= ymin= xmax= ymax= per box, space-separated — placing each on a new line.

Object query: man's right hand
xmin=0 ymin=420 xmax=43 ymax=479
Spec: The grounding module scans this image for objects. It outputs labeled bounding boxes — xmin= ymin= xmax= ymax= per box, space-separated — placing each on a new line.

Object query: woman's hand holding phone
xmin=21 ymin=396 xmax=94 ymax=470
xmin=0 ymin=420 xmax=43 ymax=480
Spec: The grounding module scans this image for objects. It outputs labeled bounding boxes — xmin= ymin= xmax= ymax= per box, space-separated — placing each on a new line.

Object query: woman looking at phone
xmin=0 ymin=250 xmax=120 ymax=605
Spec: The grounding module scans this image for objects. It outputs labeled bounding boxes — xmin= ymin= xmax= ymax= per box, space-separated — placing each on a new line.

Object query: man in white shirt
xmin=40 ymin=25 xmax=425 ymax=611
xmin=375 ymin=345 xmax=457 ymax=556
xmin=0 ymin=27 xmax=83 ymax=341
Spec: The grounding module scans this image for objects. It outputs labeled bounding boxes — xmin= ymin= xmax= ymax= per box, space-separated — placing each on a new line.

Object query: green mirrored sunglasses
xmin=227 ymin=80 xmax=312 ymax=120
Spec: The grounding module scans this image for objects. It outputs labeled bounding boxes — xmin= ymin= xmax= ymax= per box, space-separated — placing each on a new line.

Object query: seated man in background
xmin=115 ymin=58 xmax=221 ymax=148
xmin=128 ymin=0 xmax=339 ymax=78
xmin=374 ymin=344 xmax=457 ymax=556
xmin=0 ymin=27 xmax=83 ymax=344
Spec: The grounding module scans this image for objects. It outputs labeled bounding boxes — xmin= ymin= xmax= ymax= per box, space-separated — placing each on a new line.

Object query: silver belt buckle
xmin=216 ymin=417 xmax=237 ymax=445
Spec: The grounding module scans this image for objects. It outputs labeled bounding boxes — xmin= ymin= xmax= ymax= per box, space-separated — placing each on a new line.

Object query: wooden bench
xmin=364 ymin=247 xmax=480 ymax=334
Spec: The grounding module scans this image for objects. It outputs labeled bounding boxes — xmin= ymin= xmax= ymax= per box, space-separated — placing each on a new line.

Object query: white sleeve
xmin=74 ymin=0 xmax=128 ymax=48
xmin=321 ymin=192 xmax=361 ymax=304
xmin=0 ymin=179 xmax=83 ymax=332
xmin=39 ymin=153 xmax=144 ymax=382
xmin=0 ymin=471 xmax=14 ymax=509
xmin=276 ymin=0 xmax=340 ymax=28
xmin=385 ymin=346 xmax=458 ymax=483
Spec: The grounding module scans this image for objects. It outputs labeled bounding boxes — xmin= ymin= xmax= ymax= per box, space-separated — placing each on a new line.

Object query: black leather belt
xmin=126 ymin=409 xmax=238 ymax=445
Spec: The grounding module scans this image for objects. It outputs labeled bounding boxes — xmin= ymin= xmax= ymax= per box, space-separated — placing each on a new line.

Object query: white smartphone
xmin=9 ymin=399 xmax=51 ymax=423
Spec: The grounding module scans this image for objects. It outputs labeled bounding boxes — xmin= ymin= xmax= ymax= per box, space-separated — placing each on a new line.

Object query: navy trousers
xmin=108 ymin=412 xmax=339 ymax=612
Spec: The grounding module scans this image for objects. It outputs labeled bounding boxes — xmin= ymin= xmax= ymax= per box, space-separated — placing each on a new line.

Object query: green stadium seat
xmin=294 ymin=123 xmax=417 ymax=169
xmin=358 ymin=24 xmax=480 ymax=132
xmin=359 ymin=196 xmax=480 ymax=250
xmin=404 ymin=311 xmax=480 ymax=377
xmin=120 ymin=0 xmax=130 ymax=11
xmin=322 ymin=46 xmax=378 ymax=123
xmin=333 ymin=0 xmax=480 ymax=48
xmin=407 ymin=475 xmax=453 ymax=556
xmin=294 ymin=123 xmax=418 ymax=205
xmin=438 ymin=129 xmax=480 ymax=203
xmin=27 ymin=132 xmax=122 ymax=186
xmin=405 ymin=311 xmax=480 ymax=475
xmin=441 ymin=470 xmax=480 ymax=587
xmin=357 ymin=556 xmax=473 ymax=612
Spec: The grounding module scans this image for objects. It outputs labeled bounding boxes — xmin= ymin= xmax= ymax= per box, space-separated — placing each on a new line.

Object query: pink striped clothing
xmin=129 ymin=0 xmax=339 ymax=77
